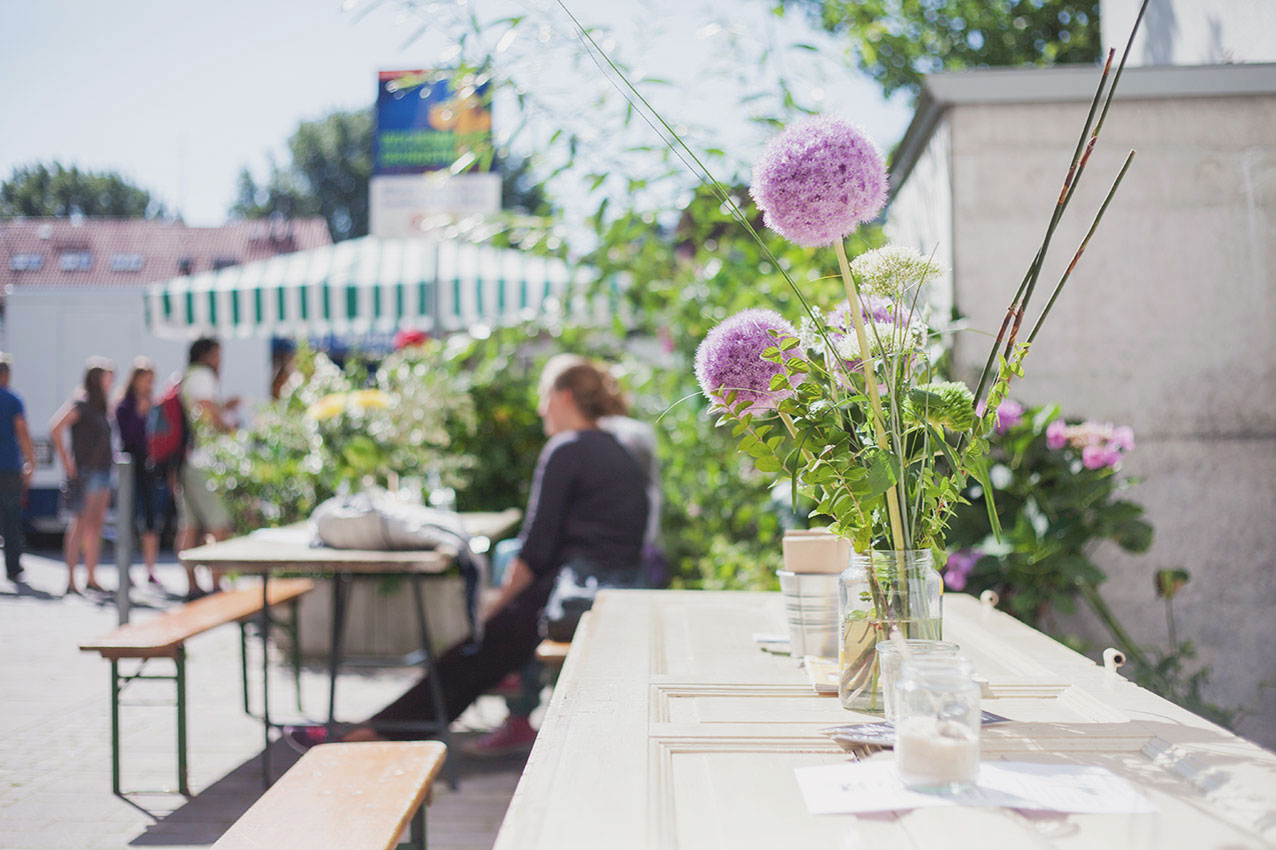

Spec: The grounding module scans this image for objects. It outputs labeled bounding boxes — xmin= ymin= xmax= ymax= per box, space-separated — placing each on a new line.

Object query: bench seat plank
xmin=78 ymin=579 xmax=316 ymax=658
xmin=212 ymin=742 xmax=447 ymax=850
xmin=534 ymin=640 xmax=571 ymax=670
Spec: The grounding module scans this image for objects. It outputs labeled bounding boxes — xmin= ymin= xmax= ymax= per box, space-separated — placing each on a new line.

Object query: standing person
xmin=177 ymin=337 xmax=236 ymax=599
xmin=0 ymin=354 xmax=37 ymax=583
xmin=114 ymin=358 xmax=164 ymax=588
xmin=49 ymin=357 xmax=115 ymax=595
xmin=286 ymin=359 xmax=650 ymax=750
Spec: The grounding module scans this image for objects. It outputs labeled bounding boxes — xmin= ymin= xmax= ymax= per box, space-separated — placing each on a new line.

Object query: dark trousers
xmin=370 ymin=572 xmax=556 ymax=739
xmin=0 ymin=472 xmax=24 ymax=578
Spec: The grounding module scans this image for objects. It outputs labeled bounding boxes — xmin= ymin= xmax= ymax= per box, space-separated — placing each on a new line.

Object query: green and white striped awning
xmin=145 ymin=236 xmax=621 ymax=340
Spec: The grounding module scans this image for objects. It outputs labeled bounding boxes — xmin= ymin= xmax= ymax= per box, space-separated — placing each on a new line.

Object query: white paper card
xmin=795 ymin=760 xmax=1157 ymax=815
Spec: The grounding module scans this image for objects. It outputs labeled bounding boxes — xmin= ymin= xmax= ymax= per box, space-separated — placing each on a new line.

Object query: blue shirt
xmin=0 ymin=387 xmax=25 ymax=472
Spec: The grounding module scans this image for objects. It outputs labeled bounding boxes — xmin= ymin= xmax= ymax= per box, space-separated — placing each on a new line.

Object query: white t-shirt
xmin=181 ymin=364 xmax=220 ymax=409
xmin=182 ymin=364 xmax=221 ymax=466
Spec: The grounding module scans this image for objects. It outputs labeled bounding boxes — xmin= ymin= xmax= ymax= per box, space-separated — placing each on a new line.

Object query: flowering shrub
xmin=203 ymin=343 xmax=476 ymax=532
xmin=945 ymin=400 xmax=1152 ymax=623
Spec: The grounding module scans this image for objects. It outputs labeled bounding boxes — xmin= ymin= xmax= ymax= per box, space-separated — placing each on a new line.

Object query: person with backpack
xmin=115 ymin=358 xmax=165 ymax=588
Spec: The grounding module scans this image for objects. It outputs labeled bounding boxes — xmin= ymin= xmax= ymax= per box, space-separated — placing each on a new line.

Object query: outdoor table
xmin=180 ymin=509 xmax=522 ymax=789
xmin=494 ymin=589 xmax=1276 ymax=849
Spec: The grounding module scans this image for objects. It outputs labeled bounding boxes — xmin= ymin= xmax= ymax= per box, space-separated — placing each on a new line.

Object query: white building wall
xmin=1103 ymin=0 xmax=1276 ymax=66
xmin=885 ymin=121 xmax=955 ymax=333
xmin=942 ymin=92 xmax=1276 ymax=748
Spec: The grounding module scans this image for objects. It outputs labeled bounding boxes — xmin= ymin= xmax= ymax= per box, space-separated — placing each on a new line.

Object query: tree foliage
xmin=787 ymin=0 xmax=1102 ymax=98
xmin=232 ymin=109 xmax=373 ymax=242
xmin=0 ymin=162 xmax=166 ymax=218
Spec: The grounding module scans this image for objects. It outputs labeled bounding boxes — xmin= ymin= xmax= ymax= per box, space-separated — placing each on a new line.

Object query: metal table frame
xmin=256 ymin=569 xmax=457 ymax=790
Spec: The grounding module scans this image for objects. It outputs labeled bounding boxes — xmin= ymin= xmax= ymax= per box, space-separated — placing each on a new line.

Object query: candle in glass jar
xmin=894 ymin=716 xmax=980 ymax=789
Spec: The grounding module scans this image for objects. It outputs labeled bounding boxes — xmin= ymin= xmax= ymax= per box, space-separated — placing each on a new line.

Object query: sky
xmin=0 ymin=0 xmax=913 ymax=228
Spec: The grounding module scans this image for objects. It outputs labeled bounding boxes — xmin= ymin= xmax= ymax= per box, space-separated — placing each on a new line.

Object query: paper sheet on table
xmin=795 ymin=760 xmax=1157 ymax=815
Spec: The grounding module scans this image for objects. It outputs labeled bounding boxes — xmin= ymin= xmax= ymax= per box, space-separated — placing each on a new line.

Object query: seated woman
xmin=290 ymin=358 xmax=649 ymax=747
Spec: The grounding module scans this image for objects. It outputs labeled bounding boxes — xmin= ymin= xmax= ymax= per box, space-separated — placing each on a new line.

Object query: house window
xmin=9 ymin=253 xmax=43 ymax=272
xmin=110 ymin=253 xmax=144 ymax=272
xmin=177 ymin=257 xmax=194 ymax=275
xmin=59 ymin=252 xmax=92 ymax=271
xmin=211 ymin=256 xmax=239 ymax=271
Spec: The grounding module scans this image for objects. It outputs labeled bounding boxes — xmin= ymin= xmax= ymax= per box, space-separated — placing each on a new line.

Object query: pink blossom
xmin=1113 ymin=425 xmax=1135 ymax=451
xmin=1082 ymin=444 xmax=1122 ymax=470
xmin=994 ymin=399 xmax=1024 ymax=434
xmin=943 ymin=548 xmax=982 ymax=591
xmin=1046 ymin=419 xmax=1068 ymax=450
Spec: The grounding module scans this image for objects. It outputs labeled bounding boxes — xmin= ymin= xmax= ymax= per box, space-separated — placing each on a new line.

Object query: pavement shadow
xmin=125 ymin=741 xmax=302 ymax=846
xmin=0 ymin=579 xmax=59 ymax=600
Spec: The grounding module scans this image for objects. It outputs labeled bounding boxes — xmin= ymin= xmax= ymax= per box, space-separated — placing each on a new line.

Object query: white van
xmin=2 ymin=285 xmax=269 ymax=533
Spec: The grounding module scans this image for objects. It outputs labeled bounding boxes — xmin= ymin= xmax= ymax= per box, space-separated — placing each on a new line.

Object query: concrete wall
xmin=932 ymin=92 xmax=1276 ymax=748
xmin=885 ymin=121 xmax=955 ymax=327
xmin=1103 ymin=0 xmax=1276 ymax=66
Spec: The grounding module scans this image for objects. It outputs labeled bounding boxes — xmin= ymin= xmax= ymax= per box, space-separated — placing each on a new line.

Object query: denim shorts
xmin=65 ymin=468 xmax=112 ymax=514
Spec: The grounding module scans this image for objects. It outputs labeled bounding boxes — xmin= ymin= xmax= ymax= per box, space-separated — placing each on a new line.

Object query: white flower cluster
xmin=833 ymin=320 xmax=925 ymax=362
xmin=848 ymin=245 xmax=943 ymax=299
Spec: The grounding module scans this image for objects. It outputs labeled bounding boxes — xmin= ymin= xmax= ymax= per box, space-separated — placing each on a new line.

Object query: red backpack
xmin=147 ymin=382 xmax=190 ymax=472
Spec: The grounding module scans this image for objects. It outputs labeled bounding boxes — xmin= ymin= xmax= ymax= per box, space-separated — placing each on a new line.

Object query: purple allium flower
xmin=944 ymin=548 xmax=982 ymax=592
xmin=994 ymin=399 xmax=1025 ymax=434
xmin=695 ymin=309 xmax=800 ymax=415
xmin=1046 ymin=420 xmax=1068 ymax=450
xmin=749 ymin=116 xmax=888 ymax=248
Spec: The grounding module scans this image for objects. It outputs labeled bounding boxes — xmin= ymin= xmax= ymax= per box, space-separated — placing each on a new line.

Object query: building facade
xmin=888 ymin=63 xmax=1276 ymax=747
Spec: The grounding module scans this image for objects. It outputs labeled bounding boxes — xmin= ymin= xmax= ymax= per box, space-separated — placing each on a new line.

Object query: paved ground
xmin=0 ymin=549 xmax=533 ymax=850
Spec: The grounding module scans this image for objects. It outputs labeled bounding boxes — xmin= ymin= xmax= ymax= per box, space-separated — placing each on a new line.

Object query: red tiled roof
xmin=0 ymin=217 xmax=333 ymax=288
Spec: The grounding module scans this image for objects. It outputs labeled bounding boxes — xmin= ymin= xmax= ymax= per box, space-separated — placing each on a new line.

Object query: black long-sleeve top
xmin=518 ymin=428 xmax=650 ymax=579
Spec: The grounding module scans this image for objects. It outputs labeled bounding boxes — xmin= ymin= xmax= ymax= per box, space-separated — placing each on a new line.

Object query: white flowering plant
xmin=204 ymin=343 xmax=476 ymax=532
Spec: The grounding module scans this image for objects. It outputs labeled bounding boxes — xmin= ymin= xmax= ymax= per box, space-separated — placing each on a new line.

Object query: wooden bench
xmin=79 ymin=578 xmax=315 ymax=795
xmin=534 ymin=639 xmax=571 ymax=671
xmin=211 ymin=741 xmax=447 ymax=850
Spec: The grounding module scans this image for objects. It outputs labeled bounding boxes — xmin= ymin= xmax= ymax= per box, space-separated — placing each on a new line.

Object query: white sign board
xmin=369 ymin=172 xmax=502 ymax=239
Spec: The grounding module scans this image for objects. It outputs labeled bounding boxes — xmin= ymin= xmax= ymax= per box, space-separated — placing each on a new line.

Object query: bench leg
xmin=176 ymin=647 xmax=189 ymax=796
xmin=261 ymin=577 xmax=272 ymax=788
xmin=410 ymin=576 xmax=457 ymax=791
xmin=326 ymin=574 xmax=350 ymax=736
xmin=240 ymin=621 xmax=251 ymax=715
xmin=291 ymin=598 xmax=303 ymax=713
xmin=398 ymin=804 xmax=427 ymax=850
xmin=110 ymin=660 xmax=121 ymax=796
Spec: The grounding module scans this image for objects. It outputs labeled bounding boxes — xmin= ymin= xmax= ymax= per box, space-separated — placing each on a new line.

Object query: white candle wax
xmin=895 ymin=716 xmax=980 ymax=789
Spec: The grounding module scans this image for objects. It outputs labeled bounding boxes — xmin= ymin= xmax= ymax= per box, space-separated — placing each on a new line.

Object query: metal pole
xmin=114 ymin=456 xmax=134 ymax=625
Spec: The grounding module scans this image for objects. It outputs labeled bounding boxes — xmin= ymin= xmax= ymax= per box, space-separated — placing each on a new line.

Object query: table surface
xmin=494 ymin=590 xmax=1276 ymax=850
xmin=178 ymin=509 xmax=522 ymax=575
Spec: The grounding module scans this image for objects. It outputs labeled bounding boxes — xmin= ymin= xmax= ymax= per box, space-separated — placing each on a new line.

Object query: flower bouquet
xmin=555 ymin=0 xmax=1151 ymax=709
xmin=680 ymin=11 xmax=1148 ymax=709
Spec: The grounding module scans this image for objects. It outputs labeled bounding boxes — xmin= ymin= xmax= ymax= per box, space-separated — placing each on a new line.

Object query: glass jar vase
xmin=837 ymin=550 xmax=943 ymax=711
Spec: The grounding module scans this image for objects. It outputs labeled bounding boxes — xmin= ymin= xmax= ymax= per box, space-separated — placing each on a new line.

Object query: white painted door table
xmin=494 ymin=589 xmax=1276 ymax=849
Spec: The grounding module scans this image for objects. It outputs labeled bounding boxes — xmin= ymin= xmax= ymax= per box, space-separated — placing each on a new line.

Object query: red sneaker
xmin=467 ymin=716 xmax=537 ymax=757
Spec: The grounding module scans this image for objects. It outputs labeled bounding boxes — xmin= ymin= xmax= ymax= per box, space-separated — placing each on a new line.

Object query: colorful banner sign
xmin=374 ymin=70 xmax=493 ymax=176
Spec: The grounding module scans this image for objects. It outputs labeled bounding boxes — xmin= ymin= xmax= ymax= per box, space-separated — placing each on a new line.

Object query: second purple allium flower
xmin=695 ymin=308 xmax=800 ymax=415
xmin=749 ymin=115 xmax=887 ymax=248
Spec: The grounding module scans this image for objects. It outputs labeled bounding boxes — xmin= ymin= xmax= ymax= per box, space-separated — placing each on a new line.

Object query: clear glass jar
xmin=894 ymin=657 xmax=981 ymax=792
xmin=837 ymin=550 xmax=943 ymax=711
xmin=875 ymin=639 xmax=960 ymax=723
